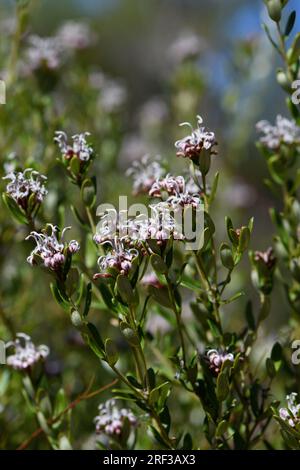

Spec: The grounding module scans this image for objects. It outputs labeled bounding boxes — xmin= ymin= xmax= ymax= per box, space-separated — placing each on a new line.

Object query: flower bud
xmin=250 ymin=247 xmax=277 ymax=295
xmin=276 ymin=69 xmax=290 ymax=92
xmin=71 ymin=310 xmax=83 ymax=328
xmin=266 ymin=0 xmax=282 ymax=22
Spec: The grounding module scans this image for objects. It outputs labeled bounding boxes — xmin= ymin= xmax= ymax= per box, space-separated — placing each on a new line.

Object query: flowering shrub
xmin=1 ymin=0 xmax=300 ymax=451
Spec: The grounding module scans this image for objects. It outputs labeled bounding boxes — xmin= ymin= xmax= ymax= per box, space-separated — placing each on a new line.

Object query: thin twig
xmin=17 ymin=378 xmax=118 ymax=450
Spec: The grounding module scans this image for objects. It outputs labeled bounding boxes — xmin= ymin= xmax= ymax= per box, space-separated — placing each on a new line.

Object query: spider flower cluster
xmin=94 ymin=237 xmax=139 ymax=277
xmin=150 ymin=175 xmax=202 ymax=209
xmin=54 ymin=131 xmax=94 ymax=183
xmin=54 ymin=131 xmax=93 ymax=163
xmin=6 ymin=333 xmax=49 ymax=371
xmin=250 ymin=247 xmax=277 ymax=295
xmin=94 ymin=203 xmax=185 ymax=277
xmin=56 ymin=21 xmax=94 ymax=51
xmin=3 ymin=168 xmax=47 ymax=214
xmin=126 ymin=155 xmax=165 ymax=195
xmin=25 ymin=35 xmax=62 ymax=71
xmin=256 ymin=115 xmax=300 ymax=151
xmin=206 ymin=349 xmax=234 ymax=376
xmin=94 ymin=400 xmax=138 ymax=439
xmin=175 ymin=115 xmax=217 ymax=170
xmin=26 ymin=224 xmax=80 ymax=271
xmin=279 ymin=393 xmax=300 ymax=428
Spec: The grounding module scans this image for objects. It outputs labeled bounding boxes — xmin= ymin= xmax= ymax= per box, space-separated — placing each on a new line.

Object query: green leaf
xmin=65 ymin=267 xmax=79 ymax=296
xmin=262 ymin=23 xmax=281 ymax=54
xmin=159 ymin=405 xmax=171 ymax=433
xmin=2 ymin=193 xmax=28 ymax=224
xmin=126 ymin=375 xmax=143 ymax=389
xmin=267 ymin=155 xmax=285 ymax=185
xmin=149 ymin=425 xmax=169 ymax=448
xmin=222 ymin=291 xmax=244 ymax=305
xmin=50 ymin=283 xmax=70 ymax=311
xmin=225 ymin=216 xmax=233 ymax=238
xmin=86 ymin=322 xmax=104 ymax=356
xmin=54 ymin=388 xmax=68 ymax=417
xmin=248 ymin=217 xmax=254 ymax=233
xmin=285 ymin=10 xmax=296 ymax=36
xmin=58 ymin=435 xmax=72 ymax=450
xmin=37 ymin=411 xmax=51 ymax=435
xmin=70 ymin=155 xmax=80 ymax=175
xmin=216 ymin=420 xmax=229 ymax=438
xmin=229 ymin=229 xmax=239 ymax=246
xmin=288 ymin=32 xmax=300 ymax=64
xmin=271 ymin=342 xmax=282 ymax=362
xmin=81 ymin=178 xmax=96 ymax=207
xmin=245 ymin=301 xmax=256 ymax=330
xmin=148 ymin=285 xmax=172 ymax=309
xmin=97 ymin=281 xmax=116 ymax=311
xmin=105 ymin=338 xmax=119 ymax=366
xmin=198 ymin=227 xmax=211 ymax=252
xmin=180 ymin=275 xmax=200 ymax=291
xmin=150 ymin=254 xmax=168 ymax=275
xmin=116 ymin=274 xmax=135 ymax=305
xmin=204 ymin=211 xmax=215 ymax=236
xmin=207 ymin=319 xmax=222 ymax=338
xmin=220 ymin=243 xmax=234 ymax=270
xmin=83 ymin=283 xmax=92 ymax=317
xmin=147 ymin=368 xmax=156 ymax=390
xmin=238 ymin=227 xmax=250 ymax=252
xmin=75 ymin=274 xmax=85 ymax=306
xmin=216 ymin=371 xmax=229 ymax=401
xmin=266 ymin=357 xmax=276 ymax=378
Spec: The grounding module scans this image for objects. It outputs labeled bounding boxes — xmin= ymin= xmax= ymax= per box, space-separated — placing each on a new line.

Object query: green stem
xmin=165 ymin=276 xmax=187 ymax=367
xmin=86 ymin=206 xmax=96 ymax=232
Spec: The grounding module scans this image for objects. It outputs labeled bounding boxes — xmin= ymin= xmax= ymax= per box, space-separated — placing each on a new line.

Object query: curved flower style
xmin=26 ymin=224 xmax=80 ymax=270
xmin=126 ymin=155 xmax=165 ymax=195
xmin=256 ymin=115 xmax=300 ymax=150
xmin=6 ymin=333 xmax=49 ymax=371
xmin=94 ymin=399 xmax=138 ymax=439
xmin=3 ymin=168 xmax=47 ymax=211
xmin=54 ymin=131 xmax=93 ymax=162
xmin=95 ymin=237 xmax=139 ymax=277
xmin=175 ymin=115 xmax=217 ymax=161
xmin=206 ymin=349 xmax=234 ymax=376
xmin=279 ymin=393 xmax=300 ymax=428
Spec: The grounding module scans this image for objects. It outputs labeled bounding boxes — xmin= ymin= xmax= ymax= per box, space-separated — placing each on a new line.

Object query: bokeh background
xmin=0 ymin=0 xmax=299 ymax=449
